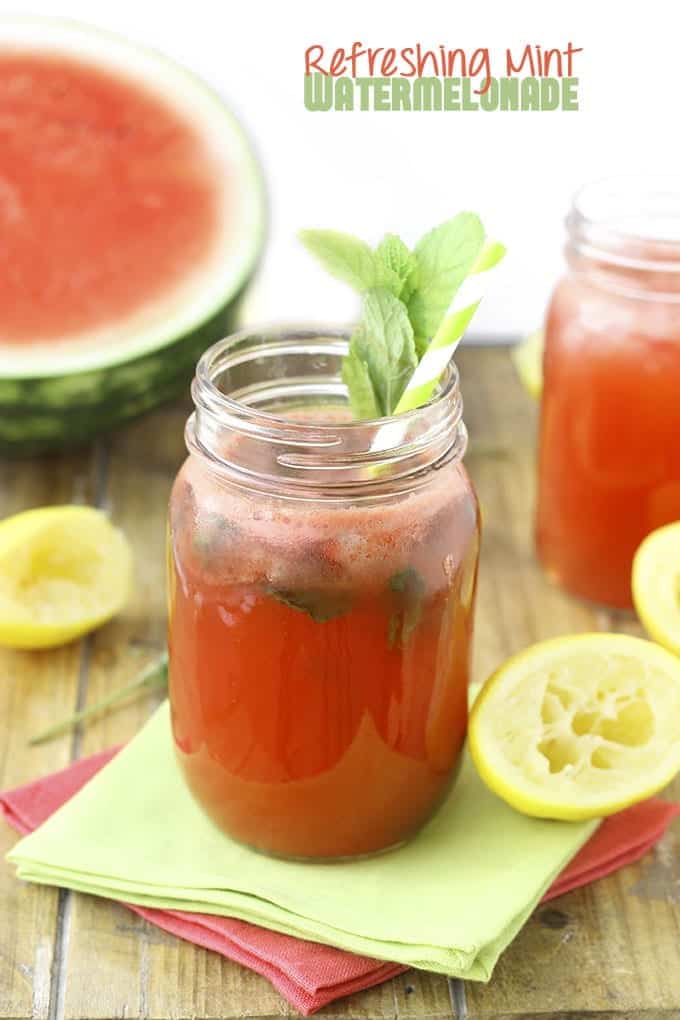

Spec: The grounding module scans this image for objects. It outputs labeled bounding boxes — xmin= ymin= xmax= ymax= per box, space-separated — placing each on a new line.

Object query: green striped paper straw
xmin=394 ymin=240 xmax=506 ymax=414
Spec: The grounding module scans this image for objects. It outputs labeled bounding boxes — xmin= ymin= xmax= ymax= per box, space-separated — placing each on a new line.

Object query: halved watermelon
xmin=0 ymin=17 xmax=266 ymax=455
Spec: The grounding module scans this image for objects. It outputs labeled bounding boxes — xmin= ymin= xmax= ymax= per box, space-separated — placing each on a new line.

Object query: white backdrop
xmin=2 ymin=0 xmax=677 ymax=340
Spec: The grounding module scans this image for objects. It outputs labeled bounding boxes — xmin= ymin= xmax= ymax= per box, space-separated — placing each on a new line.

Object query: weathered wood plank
xmin=459 ymin=1013 xmax=680 ymax=1020
xmin=59 ymin=411 xmax=182 ymax=1020
xmin=0 ymin=450 xmax=95 ymax=1020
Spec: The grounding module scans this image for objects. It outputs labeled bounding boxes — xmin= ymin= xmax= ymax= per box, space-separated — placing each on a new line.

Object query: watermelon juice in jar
xmin=168 ymin=328 xmax=480 ymax=859
xmin=536 ymin=177 xmax=680 ymax=608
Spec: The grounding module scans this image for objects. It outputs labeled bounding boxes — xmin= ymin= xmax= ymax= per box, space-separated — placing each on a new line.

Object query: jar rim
xmin=568 ymin=174 xmax=680 ymax=274
xmin=187 ymin=325 xmax=467 ymax=501
xmin=193 ymin=323 xmax=460 ymax=432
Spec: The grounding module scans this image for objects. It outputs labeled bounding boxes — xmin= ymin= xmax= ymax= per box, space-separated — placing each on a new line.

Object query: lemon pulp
xmin=0 ymin=505 xmax=132 ymax=649
xmin=469 ymin=633 xmax=680 ymax=820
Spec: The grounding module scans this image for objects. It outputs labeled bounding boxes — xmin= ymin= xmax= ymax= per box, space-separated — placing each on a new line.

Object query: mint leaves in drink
xmin=266 ymin=586 xmax=354 ymax=623
xmin=388 ymin=567 xmax=426 ymax=648
xmin=300 ymin=214 xmax=503 ymax=417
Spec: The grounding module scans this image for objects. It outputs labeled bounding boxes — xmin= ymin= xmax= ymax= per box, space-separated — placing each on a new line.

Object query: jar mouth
xmin=194 ymin=325 xmax=460 ymax=429
xmin=187 ymin=325 xmax=466 ymax=500
xmin=568 ymin=175 xmax=680 ymax=275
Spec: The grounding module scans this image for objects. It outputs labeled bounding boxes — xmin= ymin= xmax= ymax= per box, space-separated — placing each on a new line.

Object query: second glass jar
xmin=167 ymin=328 xmax=480 ymax=859
xmin=536 ymin=176 xmax=680 ymax=609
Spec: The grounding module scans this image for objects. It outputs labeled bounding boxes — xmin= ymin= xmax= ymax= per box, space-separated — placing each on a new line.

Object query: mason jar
xmin=536 ymin=176 xmax=680 ymax=608
xmin=167 ymin=327 xmax=480 ymax=859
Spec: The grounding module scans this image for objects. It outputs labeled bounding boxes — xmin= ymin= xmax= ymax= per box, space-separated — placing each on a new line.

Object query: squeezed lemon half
xmin=511 ymin=328 xmax=544 ymax=399
xmin=632 ymin=521 xmax=680 ymax=658
xmin=469 ymin=633 xmax=680 ymax=820
xmin=0 ymin=506 xmax=132 ymax=649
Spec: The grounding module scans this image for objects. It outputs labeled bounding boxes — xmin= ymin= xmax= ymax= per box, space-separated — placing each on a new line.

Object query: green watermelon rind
xmin=0 ymin=293 xmax=246 ymax=454
xmin=0 ymin=17 xmax=267 ymax=455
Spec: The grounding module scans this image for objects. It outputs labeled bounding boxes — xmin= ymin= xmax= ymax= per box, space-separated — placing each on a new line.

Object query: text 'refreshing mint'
xmin=299 ymin=215 xmax=505 ymax=419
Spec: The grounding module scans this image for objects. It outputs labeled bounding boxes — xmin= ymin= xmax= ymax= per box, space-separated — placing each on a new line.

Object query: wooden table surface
xmin=2 ymin=346 xmax=679 ymax=1020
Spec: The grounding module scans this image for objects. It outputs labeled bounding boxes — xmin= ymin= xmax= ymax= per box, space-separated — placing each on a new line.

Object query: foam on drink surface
xmin=177 ymin=405 xmax=476 ymax=593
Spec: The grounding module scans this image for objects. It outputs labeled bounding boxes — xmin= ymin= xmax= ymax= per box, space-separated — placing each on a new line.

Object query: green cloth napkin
xmin=7 ymin=701 xmax=597 ymax=979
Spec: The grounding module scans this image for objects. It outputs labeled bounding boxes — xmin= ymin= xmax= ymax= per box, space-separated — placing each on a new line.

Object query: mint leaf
xmin=351 ymin=288 xmax=417 ymax=415
xmin=298 ymin=229 xmax=380 ymax=293
xmin=388 ymin=568 xmax=426 ymax=647
xmin=341 ymin=345 xmax=381 ymax=419
xmin=266 ymin=586 xmax=353 ymax=623
xmin=375 ymin=234 xmax=417 ymax=299
xmin=414 ymin=332 xmax=431 ymax=359
xmin=298 ymin=216 xmax=504 ymax=421
xmin=407 ymin=213 xmax=485 ymax=346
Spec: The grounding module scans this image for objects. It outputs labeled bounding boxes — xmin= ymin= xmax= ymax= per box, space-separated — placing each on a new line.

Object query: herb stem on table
xmin=28 ymin=652 xmax=168 ymax=746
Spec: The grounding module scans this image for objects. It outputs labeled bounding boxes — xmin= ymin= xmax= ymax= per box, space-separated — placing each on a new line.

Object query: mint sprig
xmin=342 ymin=289 xmax=417 ymax=418
xmin=297 ymin=229 xmax=398 ymax=293
xmin=341 ymin=340 xmax=381 ymax=419
xmin=374 ymin=234 xmax=417 ymax=300
xmin=299 ymin=213 xmax=491 ymax=417
xmin=405 ymin=213 xmax=485 ymax=352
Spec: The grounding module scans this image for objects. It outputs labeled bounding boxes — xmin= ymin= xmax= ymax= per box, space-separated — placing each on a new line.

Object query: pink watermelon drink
xmin=168 ymin=329 xmax=481 ymax=859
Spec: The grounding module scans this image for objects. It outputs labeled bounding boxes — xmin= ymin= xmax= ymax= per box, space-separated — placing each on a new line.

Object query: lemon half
xmin=0 ymin=506 xmax=132 ymax=649
xmin=632 ymin=521 xmax=680 ymax=658
xmin=511 ymin=328 xmax=544 ymax=399
xmin=469 ymin=633 xmax=680 ymax=820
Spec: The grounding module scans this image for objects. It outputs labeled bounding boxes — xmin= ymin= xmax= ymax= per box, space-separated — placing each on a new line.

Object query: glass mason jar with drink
xmin=536 ymin=177 xmax=680 ymax=608
xmin=167 ymin=328 xmax=480 ymax=858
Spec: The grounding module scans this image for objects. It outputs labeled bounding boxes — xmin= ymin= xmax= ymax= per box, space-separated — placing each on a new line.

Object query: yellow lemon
xmin=511 ymin=328 xmax=544 ymax=399
xmin=0 ymin=506 xmax=132 ymax=649
xmin=468 ymin=633 xmax=680 ymax=821
xmin=632 ymin=521 xmax=680 ymax=658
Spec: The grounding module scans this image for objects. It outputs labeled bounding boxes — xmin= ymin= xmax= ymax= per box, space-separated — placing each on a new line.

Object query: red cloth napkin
xmin=3 ymin=749 xmax=678 ymax=1015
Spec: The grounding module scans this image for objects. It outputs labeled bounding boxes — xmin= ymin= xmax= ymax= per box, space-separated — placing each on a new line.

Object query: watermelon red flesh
xmin=0 ymin=20 xmax=266 ymax=456
xmin=0 ymin=52 xmax=221 ymax=344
